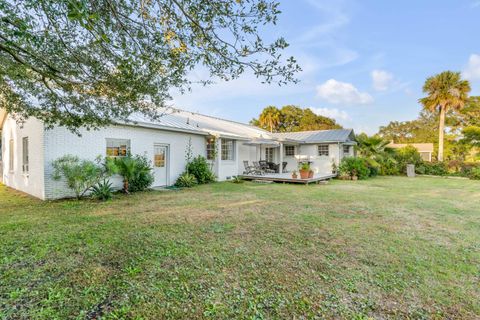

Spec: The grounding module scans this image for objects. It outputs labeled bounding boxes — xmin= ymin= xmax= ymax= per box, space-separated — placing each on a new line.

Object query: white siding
xmin=1 ymin=116 xmax=45 ymax=199
xmin=43 ymin=124 xmax=206 ymax=199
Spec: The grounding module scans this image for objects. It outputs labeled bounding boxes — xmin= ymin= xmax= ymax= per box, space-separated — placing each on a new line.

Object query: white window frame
xmin=265 ymin=147 xmax=275 ymax=162
xmin=285 ymin=145 xmax=295 ymax=157
xmin=343 ymin=145 xmax=350 ymax=155
xmin=22 ymin=137 xmax=29 ymax=174
xmin=318 ymin=144 xmax=329 ymax=157
xmin=206 ymin=137 xmax=216 ymax=160
xmin=106 ymin=138 xmax=131 ymax=157
xmin=221 ymin=139 xmax=235 ymax=161
xmin=9 ymin=138 xmax=14 ymax=172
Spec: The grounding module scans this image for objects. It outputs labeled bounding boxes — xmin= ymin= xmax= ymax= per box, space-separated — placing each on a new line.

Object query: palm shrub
xmin=114 ymin=155 xmax=154 ymax=193
xmin=52 ymin=155 xmax=110 ymax=199
xmin=175 ymin=173 xmax=198 ymax=188
xmin=91 ymin=179 xmax=114 ymax=201
xmin=339 ymin=157 xmax=370 ymax=180
xmin=186 ymin=156 xmax=216 ymax=184
xmin=128 ymin=155 xmax=154 ymax=192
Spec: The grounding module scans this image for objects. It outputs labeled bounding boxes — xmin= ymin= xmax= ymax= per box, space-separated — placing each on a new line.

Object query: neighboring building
xmin=0 ymin=109 xmax=356 ymax=200
xmin=388 ymin=142 xmax=434 ymax=162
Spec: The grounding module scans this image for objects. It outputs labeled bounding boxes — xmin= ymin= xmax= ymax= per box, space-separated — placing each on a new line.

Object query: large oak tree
xmin=0 ymin=0 xmax=300 ymax=131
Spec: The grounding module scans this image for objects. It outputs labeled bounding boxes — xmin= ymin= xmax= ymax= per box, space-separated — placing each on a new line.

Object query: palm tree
xmin=259 ymin=106 xmax=281 ymax=133
xmin=355 ymin=133 xmax=392 ymax=158
xmin=419 ymin=71 xmax=470 ymax=161
xmin=114 ymin=156 xmax=137 ymax=193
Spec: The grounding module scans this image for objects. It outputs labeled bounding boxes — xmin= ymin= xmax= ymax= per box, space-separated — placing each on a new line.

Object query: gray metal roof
xmin=272 ymin=129 xmax=355 ymax=143
xmin=122 ymin=109 xmax=354 ymax=144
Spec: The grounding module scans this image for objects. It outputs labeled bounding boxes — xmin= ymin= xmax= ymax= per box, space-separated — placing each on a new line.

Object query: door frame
xmin=153 ymin=143 xmax=170 ymax=187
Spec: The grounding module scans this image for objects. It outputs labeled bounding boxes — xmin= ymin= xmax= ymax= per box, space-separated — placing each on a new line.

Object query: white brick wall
xmin=1 ymin=116 xmax=45 ymax=199
xmin=42 ymin=124 xmax=209 ymax=199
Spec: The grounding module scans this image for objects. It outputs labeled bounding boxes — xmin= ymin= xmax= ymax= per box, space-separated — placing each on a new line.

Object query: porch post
xmin=279 ymin=142 xmax=283 ymax=174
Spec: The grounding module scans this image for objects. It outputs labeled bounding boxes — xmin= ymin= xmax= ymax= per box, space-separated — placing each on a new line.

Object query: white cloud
xmin=462 ymin=54 xmax=480 ymax=80
xmin=371 ymin=69 xmax=394 ymax=91
xmin=311 ymin=107 xmax=349 ymax=121
xmin=316 ymin=79 xmax=374 ymax=105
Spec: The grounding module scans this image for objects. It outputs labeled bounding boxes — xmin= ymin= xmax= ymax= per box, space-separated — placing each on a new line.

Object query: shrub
xmin=394 ymin=146 xmax=423 ymax=174
xmin=299 ymin=162 xmax=311 ymax=171
xmin=377 ymin=156 xmax=400 ymax=175
xmin=416 ymin=162 xmax=448 ymax=176
xmin=128 ymin=155 xmax=155 ymax=192
xmin=175 ymin=173 xmax=198 ymax=188
xmin=114 ymin=155 xmax=154 ymax=193
xmin=339 ymin=157 xmax=370 ymax=180
xmin=231 ymin=176 xmax=244 ymax=183
xmin=91 ymin=179 xmax=114 ymax=201
xmin=186 ymin=156 xmax=216 ymax=184
xmin=52 ymin=155 xmax=109 ymax=199
xmin=469 ymin=167 xmax=480 ymax=180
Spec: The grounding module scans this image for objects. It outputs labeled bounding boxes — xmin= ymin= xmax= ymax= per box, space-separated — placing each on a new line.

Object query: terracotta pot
xmin=299 ymin=169 xmax=309 ymax=179
xmin=308 ymin=170 xmax=314 ymax=178
xmin=292 ymin=173 xmax=298 ymax=179
xmin=351 ymin=175 xmax=358 ymax=181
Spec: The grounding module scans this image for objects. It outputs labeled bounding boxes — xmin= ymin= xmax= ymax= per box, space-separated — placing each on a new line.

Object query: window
xmin=9 ymin=139 xmax=14 ymax=172
xmin=265 ymin=147 xmax=275 ymax=162
xmin=420 ymin=152 xmax=431 ymax=162
xmin=106 ymin=139 xmax=130 ymax=157
xmin=221 ymin=139 xmax=234 ymax=161
xmin=206 ymin=137 xmax=216 ymax=160
xmin=318 ymin=144 xmax=329 ymax=157
xmin=285 ymin=145 xmax=295 ymax=156
xmin=343 ymin=145 xmax=350 ymax=155
xmin=22 ymin=137 xmax=29 ymax=174
xmin=154 ymin=145 xmax=166 ymax=167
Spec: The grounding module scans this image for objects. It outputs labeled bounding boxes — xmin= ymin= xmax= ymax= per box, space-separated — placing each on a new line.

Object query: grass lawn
xmin=1 ymin=177 xmax=479 ymax=319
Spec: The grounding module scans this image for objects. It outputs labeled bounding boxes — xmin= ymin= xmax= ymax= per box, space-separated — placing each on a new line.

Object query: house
xmin=388 ymin=142 xmax=434 ymax=162
xmin=0 ymin=109 xmax=356 ymax=199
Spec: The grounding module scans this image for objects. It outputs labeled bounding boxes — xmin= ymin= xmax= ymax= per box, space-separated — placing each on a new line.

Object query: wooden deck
xmin=240 ymin=173 xmax=337 ymax=185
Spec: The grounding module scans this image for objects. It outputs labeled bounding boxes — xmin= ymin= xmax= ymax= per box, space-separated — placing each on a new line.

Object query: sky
xmin=171 ymin=0 xmax=480 ymax=134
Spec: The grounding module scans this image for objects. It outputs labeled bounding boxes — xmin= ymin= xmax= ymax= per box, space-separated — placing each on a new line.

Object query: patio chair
xmin=243 ymin=161 xmax=257 ymax=175
xmin=259 ymin=160 xmax=276 ymax=174
xmin=282 ymin=162 xmax=288 ymax=173
xmin=252 ymin=161 xmax=265 ymax=175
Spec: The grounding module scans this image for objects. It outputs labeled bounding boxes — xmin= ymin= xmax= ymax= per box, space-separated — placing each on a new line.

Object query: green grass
xmin=1 ymin=177 xmax=479 ymax=319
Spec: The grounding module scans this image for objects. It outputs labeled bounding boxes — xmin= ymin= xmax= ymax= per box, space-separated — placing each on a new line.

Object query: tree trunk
xmin=438 ymin=105 xmax=446 ymax=162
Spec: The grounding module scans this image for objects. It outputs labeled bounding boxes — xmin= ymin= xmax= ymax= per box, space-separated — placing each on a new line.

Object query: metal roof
xmin=272 ymin=129 xmax=355 ymax=143
xmin=122 ymin=109 xmax=355 ymax=144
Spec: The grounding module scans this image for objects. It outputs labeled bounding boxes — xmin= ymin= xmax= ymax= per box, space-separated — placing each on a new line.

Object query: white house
xmin=0 ymin=109 xmax=356 ymax=200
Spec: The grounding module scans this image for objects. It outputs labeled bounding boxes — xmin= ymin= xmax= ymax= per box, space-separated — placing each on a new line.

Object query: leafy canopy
xmin=419 ymin=71 xmax=471 ymax=113
xmin=0 ymin=0 xmax=300 ymax=131
xmin=251 ymin=105 xmax=342 ymax=132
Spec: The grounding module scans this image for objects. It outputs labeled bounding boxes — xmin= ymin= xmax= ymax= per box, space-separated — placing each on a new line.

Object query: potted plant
xmin=308 ymin=169 xmax=314 ymax=178
xmin=291 ymin=170 xmax=298 ymax=179
xmin=299 ymin=162 xmax=310 ymax=179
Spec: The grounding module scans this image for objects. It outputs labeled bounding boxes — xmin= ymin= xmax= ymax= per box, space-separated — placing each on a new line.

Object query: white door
xmin=153 ymin=144 xmax=168 ymax=186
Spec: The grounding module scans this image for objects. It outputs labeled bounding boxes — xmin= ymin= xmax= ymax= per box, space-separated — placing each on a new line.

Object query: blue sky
xmin=171 ymin=0 xmax=480 ymax=134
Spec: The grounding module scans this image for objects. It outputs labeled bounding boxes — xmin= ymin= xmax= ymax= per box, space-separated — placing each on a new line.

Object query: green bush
xmin=339 ymin=157 xmax=370 ymax=180
xmin=114 ymin=155 xmax=154 ymax=193
xmin=186 ymin=156 xmax=216 ymax=184
xmin=231 ymin=176 xmax=244 ymax=183
xmin=394 ymin=146 xmax=423 ymax=174
xmin=416 ymin=162 xmax=448 ymax=176
xmin=52 ymin=155 xmax=110 ymax=199
xmin=175 ymin=173 xmax=198 ymax=188
xmin=377 ymin=156 xmax=400 ymax=175
xmin=469 ymin=167 xmax=480 ymax=180
xmin=129 ymin=155 xmax=155 ymax=192
xmin=91 ymin=179 xmax=114 ymax=201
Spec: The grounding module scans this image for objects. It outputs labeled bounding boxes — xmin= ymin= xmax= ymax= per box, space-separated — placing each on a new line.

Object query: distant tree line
xmin=250 ymin=105 xmax=342 ymax=133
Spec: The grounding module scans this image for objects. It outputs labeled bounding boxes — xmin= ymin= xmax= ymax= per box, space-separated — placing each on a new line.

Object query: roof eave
xmin=118 ymin=120 xmax=208 ymax=136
